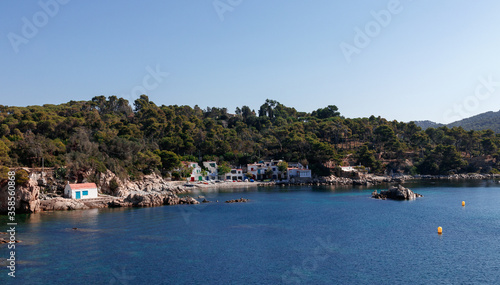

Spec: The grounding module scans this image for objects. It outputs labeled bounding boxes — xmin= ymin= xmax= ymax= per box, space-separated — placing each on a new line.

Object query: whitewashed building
xmin=247 ymin=163 xmax=266 ymax=180
xmin=202 ymin=161 xmax=218 ymax=180
xmin=287 ymin=166 xmax=312 ymax=181
xmin=226 ymin=169 xmax=244 ymax=181
xmin=182 ymin=161 xmax=203 ymax=182
xmin=64 ymin=183 xmax=99 ymax=199
xmin=247 ymin=160 xmax=286 ymax=180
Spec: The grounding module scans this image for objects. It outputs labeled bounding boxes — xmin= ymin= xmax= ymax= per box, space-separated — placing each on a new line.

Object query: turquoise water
xmin=2 ymin=181 xmax=500 ymax=284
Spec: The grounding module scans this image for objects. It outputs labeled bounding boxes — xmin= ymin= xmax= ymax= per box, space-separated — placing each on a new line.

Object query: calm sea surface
xmin=2 ymin=181 xmax=500 ymax=284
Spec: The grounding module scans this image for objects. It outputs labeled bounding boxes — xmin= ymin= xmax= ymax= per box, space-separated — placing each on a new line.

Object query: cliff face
xmin=0 ymin=178 xmax=40 ymax=214
xmin=0 ymin=169 xmax=195 ymax=213
xmin=97 ymin=170 xmax=185 ymax=197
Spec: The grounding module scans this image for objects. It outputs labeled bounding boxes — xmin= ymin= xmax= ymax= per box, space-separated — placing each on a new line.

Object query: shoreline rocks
xmin=372 ymin=185 xmax=423 ymax=200
xmin=2 ymin=168 xmax=499 ymax=214
xmin=225 ymin=198 xmax=249 ymax=203
xmin=109 ymin=192 xmax=199 ymax=208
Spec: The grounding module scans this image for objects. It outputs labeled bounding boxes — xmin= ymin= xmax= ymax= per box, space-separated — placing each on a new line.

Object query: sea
xmin=1 ymin=180 xmax=500 ymax=284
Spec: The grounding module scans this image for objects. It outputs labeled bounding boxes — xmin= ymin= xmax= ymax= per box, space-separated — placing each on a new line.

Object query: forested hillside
xmin=414 ymin=110 xmax=500 ymax=132
xmin=446 ymin=110 xmax=500 ymax=132
xmin=413 ymin=120 xmax=444 ymax=130
xmin=1 ymin=95 xmax=500 ymax=181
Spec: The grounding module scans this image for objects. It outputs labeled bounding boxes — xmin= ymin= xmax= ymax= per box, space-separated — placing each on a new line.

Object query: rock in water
xmin=372 ymin=185 xmax=422 ymax=200
xmin=225 ymin=198 xmax=249 ymax=203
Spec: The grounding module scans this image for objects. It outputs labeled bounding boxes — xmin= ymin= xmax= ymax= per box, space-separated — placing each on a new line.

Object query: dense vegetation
xmin=446 ymin=110 xmax=500 ymax=133
xmin=1 ymin=95 xmax=500 ymax=181
xmin=416 ymin=110 xmax=500 ymax=132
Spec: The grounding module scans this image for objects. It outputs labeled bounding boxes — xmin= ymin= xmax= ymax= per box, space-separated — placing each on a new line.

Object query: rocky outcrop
xmin=0 ymin=178 xmax=40 ymax=214
xmin=413 ymin=173 xmax=500 ymax=180
xmin=97 ymin=170 xmax=125 ymax=196
xmin=98 ymin=171 xmax=188 ymax=197
xmin=39 ymin=198 xmax=89 ymax=211
xmin=82 ymin=199 xmax=115 ymax=209
xmin=276 ymin=175 xmax=390 ymax=186
xmin=372 ymin=185 xmax=423 ymax=200
xmin=109 ymin=191 xmax=199 ymax=208
xmin=225 ymin=198 xmax=249 ymax=203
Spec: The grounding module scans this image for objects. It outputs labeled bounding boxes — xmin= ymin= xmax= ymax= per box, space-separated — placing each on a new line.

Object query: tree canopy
xmin=1 ymin=96 xmax=499 ymax=180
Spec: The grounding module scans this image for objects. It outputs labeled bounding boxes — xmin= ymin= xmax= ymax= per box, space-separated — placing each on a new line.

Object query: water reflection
xmin=23 ymin=208 xmax=100 ymax=226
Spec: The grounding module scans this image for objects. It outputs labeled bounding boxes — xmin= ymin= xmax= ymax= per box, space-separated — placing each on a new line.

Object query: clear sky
xmin=2 ymin=0 xmax=500 ymax=123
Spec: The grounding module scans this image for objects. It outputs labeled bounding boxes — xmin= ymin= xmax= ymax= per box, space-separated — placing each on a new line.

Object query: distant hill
xmin=413 ymin=110 xmax=500 ymax=132
xmin=413 ymin=120 xmax=444 ymax=130
xmin=447 ymin=110 xmax=500 ymax=132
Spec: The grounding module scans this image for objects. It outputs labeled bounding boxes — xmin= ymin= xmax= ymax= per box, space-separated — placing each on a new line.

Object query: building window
xmin=83 ymin=191 xmax=89 ymax=196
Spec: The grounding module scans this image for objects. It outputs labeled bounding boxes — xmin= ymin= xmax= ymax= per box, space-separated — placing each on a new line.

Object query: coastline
xmin=2 ymin=173 xmax=499 ymax=214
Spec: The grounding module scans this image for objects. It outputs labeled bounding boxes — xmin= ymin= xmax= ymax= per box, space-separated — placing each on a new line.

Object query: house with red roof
xmin=64 ymin=182 xmax=99 ymax=199
xmin=287 ymin=165 xmax=311 ymax=181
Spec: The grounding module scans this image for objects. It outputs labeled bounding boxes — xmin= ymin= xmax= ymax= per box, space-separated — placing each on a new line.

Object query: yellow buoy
xmin=437 ymin=227 xmax=442 ymax=234
xmin=462 ymin=201 xmax=465 ymax=207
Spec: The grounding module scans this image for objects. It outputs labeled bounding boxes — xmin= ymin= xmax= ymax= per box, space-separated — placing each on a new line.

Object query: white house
xmin=64 ymin=183 xmax=99 ymax=199
xmin=182 ymin=161 xmax=203 ymax=182
xmin=340 ymin=166 xmax=356 ymax=172
xmin=287 ymin=166 xmax=312 ymax=181
xmin=247 ymin=160 xmax=286 ymax=180
xmin=247 ymin=163 xmax=266 ymax=180
xmin=202 ymin=161 xmax=218 ymax=180
xmin=226 ymin=169 xmax=243 ymax=181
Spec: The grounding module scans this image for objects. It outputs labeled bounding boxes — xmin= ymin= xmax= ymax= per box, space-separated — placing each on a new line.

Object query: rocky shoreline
xmin=0 ymin=171 xmax=263 ymax=214
xmin=271 ymin=173 xmax=500 ymax=187
xmin=372 ymin=185 xmax=423 ymax=200
xmin=1 ymin=171 xmax=499 ymax=214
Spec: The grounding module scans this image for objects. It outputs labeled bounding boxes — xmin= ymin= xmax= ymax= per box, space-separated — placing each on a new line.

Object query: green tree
xmin=0 ymin=166 xmax=9 ymax=180
xmin=158 ymin=150 xmax=181 ymax=172
xmin=481 ymin=138 xmax=497 ymax=155
xmin=417 ymin=145 xmax=466 ymax=175
xmin=311 ymin=105 xmax=340 ymax=119
xmin=218 ymin=161 xmax=231 ymax=180
xmin=135 ymin=150 xmax=161 ymax=174
xmin=0 ymin=140 xmax=10 ymax=165
xmin=265 ymin=168 xmax=274 ymax=179
xmin=245 ymin=171 xmax=254 ymax=179
xmin=15 ymin=169 xmax=30 ymax=185
xmin=277 ymin=161 xmax=288 ymax=173
xmin=356 ymin=145 xmax=382 ymax=173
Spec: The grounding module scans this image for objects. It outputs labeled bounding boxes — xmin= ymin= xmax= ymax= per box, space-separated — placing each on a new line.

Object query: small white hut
xmin=64 ymin=183 xmax=98 ymax=199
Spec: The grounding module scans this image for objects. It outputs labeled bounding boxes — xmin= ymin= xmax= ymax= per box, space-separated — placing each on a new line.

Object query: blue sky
xmin=2 ymin=0 xmax=500 ymax=123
